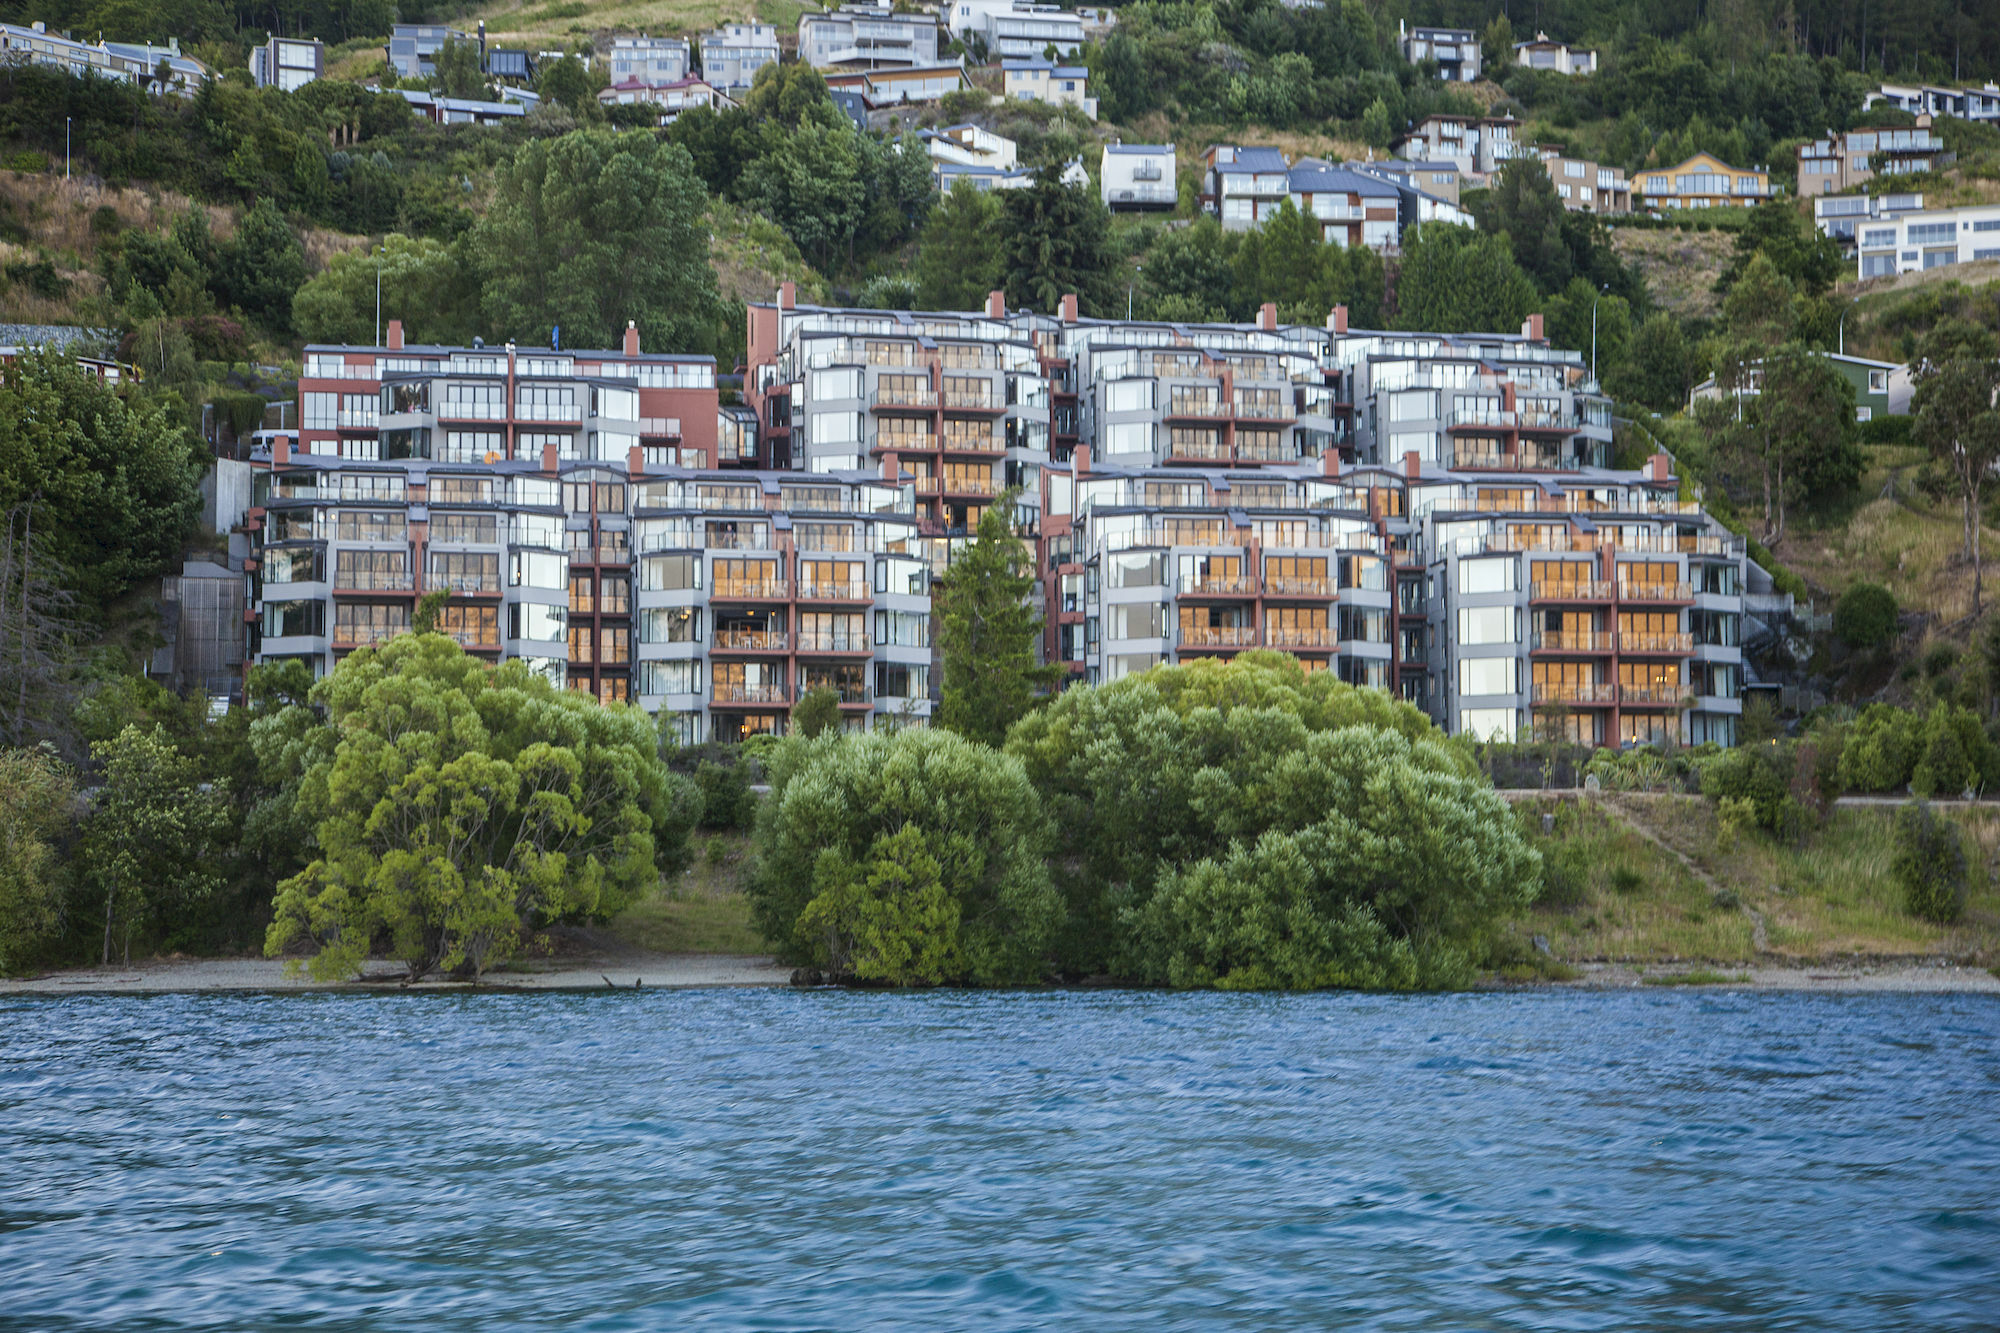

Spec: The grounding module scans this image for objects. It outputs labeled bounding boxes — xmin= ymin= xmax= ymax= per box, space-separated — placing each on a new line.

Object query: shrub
xmin=1891 ymin=801 xmax=1967 ymax=923
xmin=1909 ymin=703 xmax=1997 ymax=799
xmin=1833 ymin=582 xmax=1898 ymax=650
xmin=694 ymin=757 xmax=756 ymax=830
xmin=1839 ymin=704 xmax=1919 ymax=792
xmin=1700 ymin=744 xmax=1810 ymax=838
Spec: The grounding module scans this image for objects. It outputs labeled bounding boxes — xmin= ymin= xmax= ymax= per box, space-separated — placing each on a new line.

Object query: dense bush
xmin=1833 ymin=582 xmax=1898 ymax=651
xmin=1891 ymin=801 xmax=1968 ymax=924
xmin=748 ymin=727 xmax=1060 ymax=986
xmin=1839 ymin=704 xmax=1920 ymax=793
xmin=1909 ymin=702 xmax=1998 ymax=799
xmin=1699 ymin=744 xmax=1808 ymax=838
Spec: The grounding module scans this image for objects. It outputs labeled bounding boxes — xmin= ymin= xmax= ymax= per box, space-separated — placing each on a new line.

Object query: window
xmin=510 ymin=602 xmax=565 ymax=643
xmin=439 ymin=430 xmax=503 ymax=464
xmin=1856 ymin=405 xmax=1874 ymax=422
xmin=1106 ymin=379 xmax=1153 ymax=413
xmin=303 ymin=392 xmax=337 ymax=430
xmin=511 ymin=550 xmax=565 ymax=590
xmin=431 ymin=513 xmax=496 ymax=544
xmin=1104 ymin=602 xmax=1164 ymax=640
xmin=1458 ymin=657 xmax=1515 ymax=696
xmin=1457 ymin=557 xmax=1515 ymax=594
xmin=1458 ymin=606 xmax=1516 ymax=644
xmin=873 ymin=610 xmax=928 ymax=647
xmin=263 ymin=600 xmax=322 ymax=637
xmin=334 ymin=510 xmax=404 ymax=542
xmin=430 ymin=551 xmax=497 ymax=593
xmin=640 ymin=659 xmax=702 ymax=695
xmin=1105 ymin=422 xmax=1154 ymax=454
xmin=436 ymin=604 xmax=497 ymax=646
xmin=334 ymin=601 xmax=408 ymax=645
xmin=1459 ymin=708 xmax=1515 ymax=742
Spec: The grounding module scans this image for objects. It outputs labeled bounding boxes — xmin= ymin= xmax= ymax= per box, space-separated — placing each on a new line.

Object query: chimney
xmin=1321 ymin=448 xmax=1341 ymax=477
xmin=777 ymin=280 xmax=796 ymax=311
xmin=541 ymin=440 xmax=559 ymax=474
xmin=628 ymin=442 xmax=645 ymax=478
xmin=273 ymin=434 xmax=291 ymax=466
xmin=1522 ymin=312 xmax=1545 ymax=343
xmin=623 ymin=320 xmax=640 ymax=356
xmin=1258 ymin=301 xmax=1277 ymax=332
xmin=1403 ymin=450 xmax=1421 ymax=479
xmin=1649 ymin=452 xmax=1673 ymax=484
xmin=386 ymin=318 xmax=404 ymax=350
xmin=1072 ymin=443 xmax=1090 ymax=476
xmin=881 ymin=450 xmax=899 ymax=482
xmin=1060 ymin=292 xmax=1078 ymax=323
xmin=1328 ymin=304 xmax=1348 ymax=334
xmin=985 ymin=290 xmax=1006 ymax=319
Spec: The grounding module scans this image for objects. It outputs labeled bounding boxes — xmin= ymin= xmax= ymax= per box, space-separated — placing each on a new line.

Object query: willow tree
xmin=267 ymin=633 xmax=700 ymax=981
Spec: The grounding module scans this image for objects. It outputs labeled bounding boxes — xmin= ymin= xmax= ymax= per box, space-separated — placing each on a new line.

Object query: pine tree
xmin=935 ymin=490 xmax=1058 ymax=747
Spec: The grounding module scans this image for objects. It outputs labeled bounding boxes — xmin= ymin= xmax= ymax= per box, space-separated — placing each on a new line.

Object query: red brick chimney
xmin=1403 ymin=450 xmax=1422 ymax=479
xmin=273 ymin=434 xmax=291 ymax=466
xmin=627 ymin=442 xmax=645 ymax=477
xmin=1258 ymin=302 xmax=1277 ymax=331
xmin=881 ymin=450 xmax=899 ymax=482
xmin=778 ymin=280 xmax=796 ymax=310
xmin=1060 ymin=293 xmax=1078 ymax=323
xmin=1522 ymin=312 xmax=1545 ymax=343
xmin=623 ymin=320 xmax=640 ymax=356
xmin=985 ymin=290 xmax=1006 ymax=319
xmin=1329 ymin=304 xmax=1347 ymax=334
xmin=541 ymin=440 xmax=559 ymax=474
xmin=1321 ymin=448 xmax=1341 ymax=477
xmin=1072 ymin=443 xmax=1090 ymax=476
xmin=386 ymin=319 xmax=404 ymax=351
xmin=1649 ymin=452 xmax=1673 ymax=483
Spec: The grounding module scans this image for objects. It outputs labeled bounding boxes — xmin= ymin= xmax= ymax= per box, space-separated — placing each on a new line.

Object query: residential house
xmin=1100 ymin=143 xmax=1176 ymax=211
xmin=596 ymin=76 xmax=738 ymax=125
xmin=1511 ymin=32 xmax=1596 ymax=75
xmin=606 ymin=35 xmax=690 ymax=85
xmin=1201 ymin=145 xmax=1292 ymax=230
xmin=391 ymin=88 xmax=527 ymax=126
xmin=822 ymin=64 xmax=972 ymax=108
xmin=483 ymin=47 xmax=536 ymax=84
xmin=1001 ymin=58 xmax=1096 ymax=117
xmin=937 ymin=157 xmax=1087 ymax=193
xmin=1355 ymin=157 xmax=1461 ymax=206
xmin=1285 ymin=163 xmax=1401 ymax=248
xmin=1391 ymin=114 xmax=1528 ymax=181
xmin=1865 ymin=81 xmax=2000 ymax=125
xmin=0 ymin=22 xmax=211 ymax=94
xmin=1349 ymin=161 xmax=1475 ymax=233
xmin=1689 ymin=352 xmax=1912 ymax=422
xmin=1848 ymin=200 xmax=2000 ymax=279
xmin=251 ymin=36 xmax=323 ymax=90
xmin=1535 ymin=149 xmax=1632 ymax=213
xmin=1812 ymin=191 xmax=1927 ymax=245
xmin=1635 ymin=152 xmax=1772 ymax=209
xmin=1797 ymin=116 xmax=1945 ymax=195
xmin=386 ymin=24 xmax=467 ymax=80
xmin=799 ymin=4 xmax=941 ymax=70
xmin=698 ymin=23 xmax=781 ymax=92
xmin=983 ymin=4 xmax=1085 ymax=58
xmin=1398 ymin=22 xmax=1479 ymax=82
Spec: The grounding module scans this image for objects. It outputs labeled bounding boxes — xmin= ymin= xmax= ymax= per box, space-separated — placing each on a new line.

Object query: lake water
xmin=2 ymin=989 xmax=1996 ymax=1331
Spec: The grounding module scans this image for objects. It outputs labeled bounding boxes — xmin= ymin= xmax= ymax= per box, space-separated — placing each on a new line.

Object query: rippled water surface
xmin=2 ymin=989 xmax=1997 ymax=1330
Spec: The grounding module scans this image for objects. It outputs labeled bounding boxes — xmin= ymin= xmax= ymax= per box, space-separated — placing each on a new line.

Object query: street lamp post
xmin=64 ymin=117 xmax=70 ymax=182
xmin=1127 ymin=264 xmax=1142 ymax=320
xmin=374 ymin=246 xmax=383 ymax=346
xmin=1839 ymin=296 xmax=1859 ymax=355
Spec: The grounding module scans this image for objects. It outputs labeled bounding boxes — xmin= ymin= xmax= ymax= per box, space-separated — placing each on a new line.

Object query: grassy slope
xmin=606 ymin=829 xmax=766 ymax=954
xmin=1509 ymin=795 xmax=2000 ymax=968
xmin=467 ymin=0 xmax=810 ymax=45
xmin=1607 ymin=225 xmax=1734 ymax=322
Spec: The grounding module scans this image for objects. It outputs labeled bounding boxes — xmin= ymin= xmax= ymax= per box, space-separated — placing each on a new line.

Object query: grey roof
xmin=1104 ymin=143 xmax=1172 ymax=155
xmin=1216 ymin=146 xmax=1288 ymax=173
xmin=1287 ymin=166 xmax=1398 ymax=197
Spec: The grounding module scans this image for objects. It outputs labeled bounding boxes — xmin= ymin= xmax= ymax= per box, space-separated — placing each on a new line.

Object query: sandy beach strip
xmin=0 ymin=954 xmax=794 ymax=994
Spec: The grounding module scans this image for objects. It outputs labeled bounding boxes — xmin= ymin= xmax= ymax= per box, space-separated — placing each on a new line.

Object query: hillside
xmin=1607 ymin=225 xmax=1735 ymax=322
xmin=467 ymin=0 xmax=810 ymax=45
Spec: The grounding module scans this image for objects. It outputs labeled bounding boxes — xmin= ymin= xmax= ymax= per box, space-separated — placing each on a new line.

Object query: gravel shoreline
xmin=3 ymin=956 xmax=1997 ymax=995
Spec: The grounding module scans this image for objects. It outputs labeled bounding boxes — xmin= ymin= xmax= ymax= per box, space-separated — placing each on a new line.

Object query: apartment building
xmin=1865 ymin=81 xmax=2000 ymax=125
xmin=1001 ymin=58 xmax=1096 ymax=117
xmin=1798 ymin=117 xmax=1944 ymax=195
xmin=1101 ymin=143 xmax=1176 ymax=211
xmin=1201 ymin=145 xmax=1293 ymax=230
xmin=1391 ymin=115 xmax=1528 ymax=182
xmin=0 ymin=22 xmax=211 ymax=94
xmin=597 ymin=76 xmax=738 ymax=124
xmin=1534 ymin=150 xmax=1632 ymax=213
xmin=386 ymin=24 xmax=467 ymax=79
xmin=1812 ymin=191 xmax=1926 ymax=245
xmin=698 ymin=23 xmax=781 ymax=92
xmin=605 ymin=35 xmax=691 ymax=85
xmin=1850 ymin=201 xmax=2000 ymax=278
xmin=985 ymin=4 xmax=1085 ymax=58
xmin=823 ymin=64 xmax=972 ymax=108
xmin=1285 ymin=164 xmax=1401 ymax=249
xmin=1398 ymin=22 xmax=1479 ymax=82
xmin=799 ymin=4 xmax=941 ymax=69
xmin=1512 ymin=32 xmax=1596 ymax=75
xmin=1635 ymin=152 xmax=1772 ymax=209
xmin=251 ymin=36 xmax=323 ymax=91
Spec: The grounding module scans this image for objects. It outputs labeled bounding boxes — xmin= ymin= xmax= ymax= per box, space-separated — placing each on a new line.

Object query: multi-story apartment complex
xmin=1391 ymin=114 xmax=1529 ymax=182
xmin=386 ymin=24 xmax=467 ymax=80
xmin=823 ymin=64 xmax=971 ymax=108
xmin=1812 ymin=190 xmax=1927 ymax=246
xmin=251 ymin=36 xmax=323 ymax=90
xmin=1849 ymin=201 xmax=2000 ymax=278
xmin=1798 ymin=117 xmax=1944 ymax=195
xmin=605 ymin=35 xmax=690 ymax=84
xmin=799 ymin=4 xmax=941 ymax=69
xmin=0 ymin=22 xmax=211 ymax=95
xmin=1865 ymin=81 xmax=2000 ymax=125
xmin=947 ymin=0 xmax=1084 ymax=56
xmin=1512 ymin=32 xmax=1596 ymax=75
xmin=698 ymin=23 xmax=781 ymax=92
xmin=1398 ymin=22 xmax=1480 ymax=81
xmin=1100 ymin=143 xmax=1177 ymax=211
xmin=1636 ymin=152 xmax=1772 ymax=210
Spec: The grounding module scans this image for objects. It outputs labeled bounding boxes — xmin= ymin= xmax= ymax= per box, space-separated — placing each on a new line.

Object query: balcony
xmin=1264 ymin=576 xmax=1333 ymax=598
xmin=1618 ymin=581 xmax=1693 ymax=602
xmin=1165 ymin=438 xmax=1231 ymax=461
xmin=1618 ymin=631 xmax=1694 ymax=654
xmin=711 ymin=577 xmax=789 ymax=599
xmin=941 ymin=388 xmax=999 ymax=412
xmin=575 ymin=546 xmax=632 ymax=565
xmin=798 ymin=683 xmax=870 ymax=704
xmin=439 ymin=401 xmax=506 ymax=422
xmin=797 ymin=579 xmax=870 ymax=601
xmin=334 ymin=570 xmax=416 ymax=592
xmin=712 ymin=682 xmax=789 ymax=705
xmin=331 ymin=625 xmax=409 ymax=649
xmin=336 ymin=410 xmax=378 ymax=430
xmin=704 ymin=532 xmax=773 ymax=551
xmin=1167 ymin=391 xmax=1224 ymax=418
xmin=1530 ymin=682 xmax=1617 ymax=705
xmin=1530 ymin=580 xmax=1613 ymax=601
xmin=1518 ymin=408 xmax=1578 ymax=433
xmin=797 ymin=632 xmax=871 ymax=653
xmin=428 ymin=574 xmax=501 ymax=596
xmin=1182 ymin=575 xmax=1257 ymax=597
xmin=1266 ymin=626 xmax=1337 ymax=648
xmin=444 ymin=628 xmax=501 ymax=651
xmin=514 ymin=402 xmax=583 ymax=423
xmin=713 ymin=629 xmax=788 ymax=652
xmin=940 ymin=433 xmax=1003 ymax=455
xmin=874 ymin=386 xmax=936 ymax=409
xmin=638 ymin=417 xmax=683 ymax=438
xmin=1619 ymin=682 xmax=1687 ymax=706
xmin=1180 ymin=625 xmax=1258 ymax=648
xmin=1531 ymin=631 xmax=1611 ymax=652
xmin=937 ymin=477 xmax=998 ymax=496
xmin=1448 ymin=407 xmax=1517 ymax=430
xmin=1107 ymin=185 xmax=1176 ymax=207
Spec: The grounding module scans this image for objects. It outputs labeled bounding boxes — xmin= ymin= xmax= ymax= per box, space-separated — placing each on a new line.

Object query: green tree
xmin=1485 ymin=158 xmax=1570 ymax=293
xmin=470 ymin=131 xmax=722 ymax=353
xmin=266 ymin=633 xmax=698 ymax=982
xmin=739 ymin=119 xmax=868 ymax=270
xmin=1541 ymin=276 xmax=1630 ymax=376
xmin=1760 ymin=343 xmax=1862 ymax=543
xmin=217 ymin=198 xmax=305 ymax=334
xmin=1000 ymin=167 xmax=1115 ymax=315
xmin=431 ymin=37 xmax=490 ymax=100
xmin=0 ymin=745 xmax=75 ymax=973
xmin=292 ymin=234 xmax=477 ymax=347
xmin=917 ymin=182 xmax=1004 ymax=310
xmin=80 ymin=724 xmax=226 ymax=965
xmin=1839 ymin=704 xmax=1919 ymax=793
xmin=935 ymin=490 xmax=1057 ymax=747
xmin=1394 ymin=223 xmax=1537 ymax=334
xmin=1912 ymin=320 xmax=2000 ymax=615
xmin=741 ymin=61 xmax=834 ymax=128
xmin=0 ymin=351 xmax=203 ymax=606
xmin=1360 ymin=96 xmax=1394 ymax=148
xmin=1717 ymin=198 xmax=1845 ymax=299
xmin=1615 ymin=312 xmax=1695 ymax=411
xmin=535 ymin=54 xmax=602 ymax=117
xmin=748 ymin=727 xmax=1061 ymax=985
xmin=1893 ymin=801 xmax=1968 ymax=924
xmin=791 ymin=685 xmax=843 ymax=739
xmin=1833 ymin=582 xmax=1898 ymax=650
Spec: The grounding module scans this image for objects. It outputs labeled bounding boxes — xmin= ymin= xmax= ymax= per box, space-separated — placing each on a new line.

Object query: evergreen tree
xmin=1394 ymin=224 xmax=1537 ymax=334
xmin=1485 ymin=159 xmax=1571 ymax=293
xmin=918 ymin=179 xmax=1005 ymax=310
xmin=1000 ymin=168 xmax=1115 ymax=316
xmin=935 ymin=490 xmax=1058 ymax=747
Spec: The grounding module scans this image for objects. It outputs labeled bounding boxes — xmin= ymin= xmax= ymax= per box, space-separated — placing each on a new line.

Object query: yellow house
xmin=1635 ymin=152 xmax=1772 ymax=209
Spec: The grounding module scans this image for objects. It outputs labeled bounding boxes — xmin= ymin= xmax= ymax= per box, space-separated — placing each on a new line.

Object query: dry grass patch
xmin=470 ymin=0 xmax=809 ymax=43
xmin=1781 ymin=488 xmax=1997 ymax=624
xmin=606 ymin=830 xmax=768 ymax=954
xmin=1607 ymin=226 xmax=1735 ymax=321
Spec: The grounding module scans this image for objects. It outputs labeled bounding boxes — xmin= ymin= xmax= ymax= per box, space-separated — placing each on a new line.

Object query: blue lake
xmin=2 ymin=989 xmax=1996 ymax=1330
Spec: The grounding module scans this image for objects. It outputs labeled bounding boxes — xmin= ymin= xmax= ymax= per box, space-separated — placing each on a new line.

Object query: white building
xmin=698 ymin=23 xmax=780 ymax=92
xmin=251 ymin=36 xmax=323 ymax=90
xmin=1000 ymin=58 xmax=1096 ymax=117
xmin=1851 ymin=201 xmax=2000 ymax=279
xmin=1865 ymin=81 xmax=2000 ymax=125
xmin=597 ymin=76 xmax=738 ymax=125
xmin=606 ymin=35 xmax=690 ymax=85
xmin=1812 ymin=191 xmax=1926 ymax=246
xmin=925 ymin=123 xmax=1018 ymax=172
xmin=1511 ymin=32 xmax=1596 ymax=75
xmin=1101 ymin=143 xmax=1176 ymax=211
xmin=799 ymin=4 xmax=941 ymax=69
